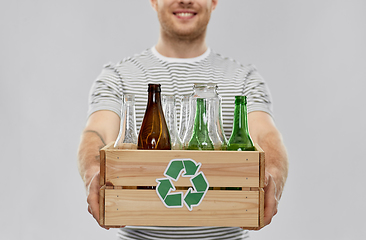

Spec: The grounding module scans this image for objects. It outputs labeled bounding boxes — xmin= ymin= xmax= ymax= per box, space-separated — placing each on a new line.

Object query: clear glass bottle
xmin=178 ymin=94 xmax=190 ymax=145
xmin=114 ymin=94 xmax=138 ymax=149
xmin=138 ymin=84 xmax=171 ymax=150
xmin=226 ymin=96 xmax=255 ymax=151
xmin=187 ymin=98 xmax=214 ymax=150
xmin=182 ymin=83 xmax=227 ymax=150
xmin=207 ymin=96 xmax=227 ymax=150
xmin=163 ymin=95 xmax=182 ymax=150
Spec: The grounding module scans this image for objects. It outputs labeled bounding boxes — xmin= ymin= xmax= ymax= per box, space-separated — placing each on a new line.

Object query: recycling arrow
xmin=164 ymin=159 xmax=201 ymax=180
xmin=156 ymin=179 xmax=173 ymax=199
xmin=156 ymin=179 xmax=182 ymax=207
xmin=156 ymin=158 xmax=209 ymax=211
xmin=184 ymin=188 xmax=205 ymax=211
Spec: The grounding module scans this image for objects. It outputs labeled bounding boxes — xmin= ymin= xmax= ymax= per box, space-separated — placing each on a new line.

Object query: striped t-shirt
xmin=88 ymin=47 xmax=272 ymax=239
xmin=88 ymin=46 xmax=272 ymax=139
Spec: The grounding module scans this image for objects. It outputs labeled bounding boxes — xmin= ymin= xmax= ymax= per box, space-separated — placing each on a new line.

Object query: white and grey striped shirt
xmin=88 ymin=47 xmax=272 ymax=239
xmin=88 ymin=46 xmax=272 ymax=139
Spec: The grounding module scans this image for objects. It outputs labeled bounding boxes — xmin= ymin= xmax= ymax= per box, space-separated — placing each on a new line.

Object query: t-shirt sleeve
xmin=242 ymin=65 xmax=273 ymax=116
xmin=87 ymin=64 xmax=123 ymax=118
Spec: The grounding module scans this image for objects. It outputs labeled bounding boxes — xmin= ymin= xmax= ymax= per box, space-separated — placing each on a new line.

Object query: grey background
xmin=1 ymin=0 xmax=365 ymax=239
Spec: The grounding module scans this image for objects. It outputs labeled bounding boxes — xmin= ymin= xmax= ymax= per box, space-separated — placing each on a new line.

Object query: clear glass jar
xmin=182 ymin=83 xmax=227 ymax=150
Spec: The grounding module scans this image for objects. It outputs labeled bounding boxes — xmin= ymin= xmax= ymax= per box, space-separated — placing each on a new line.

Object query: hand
xmin=86 ymin=171 xmax=125 ymax=229
xmin=263 ymin=171 xmax=280 ymax=227
xmin=86 ymin=171 xmax=110 ymax=230
xmin=241 ymin=171 xmax=284 ymax=231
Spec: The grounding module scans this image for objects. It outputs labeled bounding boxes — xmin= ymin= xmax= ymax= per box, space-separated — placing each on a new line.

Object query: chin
xmin=171 ymin=25 xmax=207 ymax=40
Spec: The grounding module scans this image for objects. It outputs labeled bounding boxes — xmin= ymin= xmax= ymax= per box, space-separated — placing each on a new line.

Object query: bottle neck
xmin=148 ymin=91 xmax=162 ymax=106
xmin=193 ymin=84 xmax=218 ymax=99
xmin=165 ymin=99 xmax=178 ymax=133
xmin=124 ymin=101 xmax=137 ymax=130
xmin=193 ymin=88 xmax=216 ymax=98
xmin=179 ymin=96 xmax=190 ymax=139
xmin=232 ymin=101 xmax=249 ymax=134
xmin=193 ymin=98 xmax=209 ymax=133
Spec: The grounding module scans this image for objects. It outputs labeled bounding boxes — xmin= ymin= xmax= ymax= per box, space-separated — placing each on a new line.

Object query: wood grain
xmin=99 ymin=142 xmax=265 ymax=228
xmin=99 ymin=186 xmax=105 ymax=226
xmin=103 ymin=148 xmax=262 ymax=188
xmin=103 ymin=189 xmax=260 ymax=227
xmin=254 ymin=143 xmax=265 ymax=188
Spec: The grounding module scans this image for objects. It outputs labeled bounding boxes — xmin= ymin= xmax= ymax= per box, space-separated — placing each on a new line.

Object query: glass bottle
xmin=207 ymin=96 xmax=227 ymax=150
xmin=226 ymin=96 xmax=255 ymax=151
xmin=182 ymin=83 xmax=227 ymax=150
xmin=163 ymin=95 xmax=182 ymax=150
xmin=138 ymin=84 xmax=171 ymax=150
xmin=178 ymin=94 xmax=190 ymax=144
xmin=114 ymin=94 xmax=138 ymax=149
xmin=182 ymin=84 xmax=207 ymax=148
xmin=187 ymin=98 xmax=214 ymax=150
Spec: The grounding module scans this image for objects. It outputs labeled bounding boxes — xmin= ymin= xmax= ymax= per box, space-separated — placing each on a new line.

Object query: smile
xmin=173 ymin=11 xmax=197 ymax=18
xmin=175 ymin=12 xmax=195 ymax=17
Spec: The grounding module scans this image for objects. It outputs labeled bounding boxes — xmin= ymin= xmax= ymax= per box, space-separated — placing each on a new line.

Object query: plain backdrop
xmin=1 ymin=0 xmax=365 ymax=239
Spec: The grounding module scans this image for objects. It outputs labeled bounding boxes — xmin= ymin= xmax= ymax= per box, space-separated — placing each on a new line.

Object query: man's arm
xmin=248 ymin=111 xmax=289 ymax=228
xmin=77 ymin=110 xmax=120 ymax=227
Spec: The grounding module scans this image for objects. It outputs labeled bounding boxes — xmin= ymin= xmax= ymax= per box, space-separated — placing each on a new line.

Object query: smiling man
xmin=153 ymin=0 xmax=215 ymax=57
xmin=78 ymin=0 xmax=288 ymax=239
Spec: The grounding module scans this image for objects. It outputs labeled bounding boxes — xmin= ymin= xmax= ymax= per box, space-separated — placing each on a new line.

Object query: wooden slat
xmin=245 ymin=188 xmax=265 ymax=230
xmin=259 ymin=188 xmax=265 ymax=228
xmin=104 ymin=149 xmax=261 ymax=188
xmin=99 ymin=186 xmax=106 ymax=226
xmin=100 ymin=142 xmax=114 ymax=186
xmin=103 ymin=189 xmax=260 ymax=228
xmin=100 ymin=146 xmax=106 ymax=186
xmin=254 ymin=143 xmax=265 ymax=188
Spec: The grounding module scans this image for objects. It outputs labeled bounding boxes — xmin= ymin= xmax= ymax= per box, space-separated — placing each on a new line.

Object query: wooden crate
xmin=99 ymin=142 xmax=265 ymax=229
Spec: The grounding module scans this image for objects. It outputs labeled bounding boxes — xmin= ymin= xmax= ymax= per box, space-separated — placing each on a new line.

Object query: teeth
xmin=176 ymin=12 xmax=194 ymax=17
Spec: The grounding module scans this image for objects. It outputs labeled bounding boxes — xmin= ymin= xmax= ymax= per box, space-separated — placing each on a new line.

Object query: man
xmin=78 ymin=0 xmax=288 ymax=239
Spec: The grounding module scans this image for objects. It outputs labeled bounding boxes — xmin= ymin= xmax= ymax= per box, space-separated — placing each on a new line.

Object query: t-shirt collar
xmin=151 ymin=46 xmax=211 ymax=63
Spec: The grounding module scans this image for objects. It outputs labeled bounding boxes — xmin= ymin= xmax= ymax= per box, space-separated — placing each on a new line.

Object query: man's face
xmin=150 ymin=0 xmax=218 ymax=41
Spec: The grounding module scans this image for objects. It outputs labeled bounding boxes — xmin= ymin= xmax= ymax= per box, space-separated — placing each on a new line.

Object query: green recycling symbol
xmin=156 ymin=158 xmax=209 ymax=211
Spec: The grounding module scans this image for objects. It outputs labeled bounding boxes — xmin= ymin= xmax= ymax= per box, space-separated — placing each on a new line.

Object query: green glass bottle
xmin=187 ymin=98 xmax=214 ymax=150
xmin=227 ymin=96 xmax=255 ymax=151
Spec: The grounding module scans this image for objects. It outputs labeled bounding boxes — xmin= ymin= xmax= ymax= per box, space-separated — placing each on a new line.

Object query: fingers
xmin=263 ymin=172 xmax=279 ymax=227
xmin=86 ymin=171 xmax=100 ymax=196
xmin=87 ymin=191 xmax=100 ymax=220
xmin=243 ymin=172 xmax=280 ymax=231
xmin=86 ymin=172 xmax=111 ymax=230
xmin=88 ymin=191 xmax=111 ymax=230
xmin=88 ymin=205 xmax=92 ymax=214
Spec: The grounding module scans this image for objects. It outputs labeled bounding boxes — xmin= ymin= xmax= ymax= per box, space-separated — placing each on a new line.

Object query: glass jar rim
xmin=193 ymin=83 xmax=217 ymax=89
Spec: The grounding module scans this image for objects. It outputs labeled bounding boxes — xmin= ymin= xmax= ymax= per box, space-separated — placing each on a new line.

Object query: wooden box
xmin=99 ymin=142 xmax=265 ymax=229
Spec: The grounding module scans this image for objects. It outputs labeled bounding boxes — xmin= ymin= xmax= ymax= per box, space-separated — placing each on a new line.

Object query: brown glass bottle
xmin=138 ymin=84 xmax=171 ymax=150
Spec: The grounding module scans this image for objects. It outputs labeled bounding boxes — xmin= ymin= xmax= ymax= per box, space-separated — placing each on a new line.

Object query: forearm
xmin=257 ymin=129 xmax=288 ymax=195
xmin=77 ymin=130 xmax=106 ymax=189
xmin=248 ymin=112 xmax=288 ymax=192
xmin=77 ymin=110 xmax=120 ymax=189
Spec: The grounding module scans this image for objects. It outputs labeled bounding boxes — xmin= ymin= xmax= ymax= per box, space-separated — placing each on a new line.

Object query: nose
xmin=179 ymin=0 xmax=193 ymax=5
